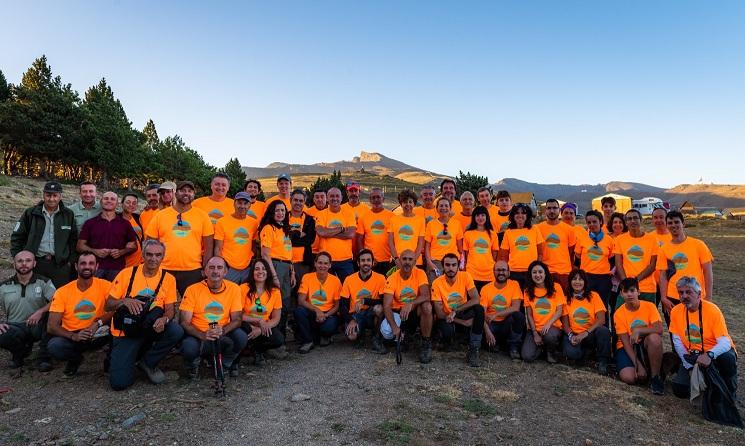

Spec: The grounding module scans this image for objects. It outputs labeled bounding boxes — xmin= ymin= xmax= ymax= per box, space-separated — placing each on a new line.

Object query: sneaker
xmin=320 ymin=336 xmax=331 ymax=347
xmin=598 ymin=360 xmax=609 ymax=375
xmin=36 ymin=359 xmax=53 ymax=373
xmin=509 ymin=349 xmax=521 ymax=361
xmin=186 ymin=365 xmax=199 ymax=381
xmin=546 ymin=351 xmax=557 ymax=364
xmin=63 ymin=360 xmax=81 ymax=378
xmin=650 ymin=375 xmax=665 ymax=396
xmin=254 ymin=353 xmax=266 ymax=367
xmin=138 ymin=362 xmax=166 ymax=384
xmin=371 ymin=336 xmax=388 ymax=355
xmin=419 ymin=338 xmax=433 ymax=364
xmin=298 ymin=342 xmax=314 ymax=354
xmin=265 ymin=345 xmax=288 ymax=360
xmin=467 ymin=345 xmax=481 ymax=368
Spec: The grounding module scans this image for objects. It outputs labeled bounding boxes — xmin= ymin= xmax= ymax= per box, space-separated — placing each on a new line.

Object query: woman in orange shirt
xmin=425 ymin=197 xmax=463 ymax=282
xmin=240 ymin=258 xmax=284 ymax=365
xmin=259 ymin=200 xmax=294 ymax=337
xmin=499 ymin=204 xmax=544 ymax=290
xmin=578 ymin=210 xmax=615 ymax=314
xmin=463 ymin=206 xmax=498 ymax=292
xmin=607 ymin=212 xmax=627 ymax=238
xmin=522 ymin=260 xmax=565 ymax=364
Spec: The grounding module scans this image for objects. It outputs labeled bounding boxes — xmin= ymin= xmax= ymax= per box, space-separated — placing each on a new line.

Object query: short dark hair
xmin=625 ymin=209 xmax=642 ymax=220
xmin=666 ymin=210 xmax=684 ymax=224
xmin=312 ymin=188 xmax=327 ymax=195
xmin=315 ymin=251 xmax=332 ymax=264
xmin=439 ymin=178 xmax=456 ymax=190
xmin=652 ymin=206 xmax=668 ymax=216
xmin=476 ymin=186 xmax=491 ymax=196
xmin=545 ymin=198 xmax=560 ymax=207
xmin=357 ymin=249 xmax=374 ymax=262
xmin=441 ymin=253 xmax=460 ymax=264
xmin=213 ymin=172 xmax=230 ymax=182
xmin=495 ymin=190 xmax=511 ymax=200
xmin=243 ymin=179 xmax=262 ymax=191
xmin=80 ymin=181 xmax=96 ymax=188
xmin=121 ymin=193 xmax=138 ymax=204
xmin=585 ymin=209 xmax=604 ymax=224
xmin=397 ymin=189 xmax=418 ymax=205
xmin=619 ymin=277 xmax=639 ymax=293
xmin=291 ymin=188 xmax=306 ymax=198
xmin=601 ymin=196 xmax=616 ymax=207
xmin=77 ymin=252 xmax=98 ymax=263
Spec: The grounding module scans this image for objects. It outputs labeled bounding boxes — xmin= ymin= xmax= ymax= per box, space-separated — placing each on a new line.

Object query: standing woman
xmin=259 ymin=200 xmax=295 ymax=336
xmin=121 ymin=193 xmax=143 ymax=268
xmin=561 ymin=269 xmax=611 ymax=374
xmin=425 ymin=197 xmax=463 ymax=282
xmin=499 ymin=204 xmax=544 ymax=289
xmin=240 ymin=259 xmax=283 ymax=365
xmin=575 ymin=210 xmax=615 ymax=313
xmin=455 ymin=191 xmax=475 ymax=231
xmin=462 ymin=206 xmax=499 ymax=292
xmin=521 ymin=260 xmax=565 ymax=363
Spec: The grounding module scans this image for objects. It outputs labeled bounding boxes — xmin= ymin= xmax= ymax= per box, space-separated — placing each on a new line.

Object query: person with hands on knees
xmin=179 ymin=256 xmax=247 ymax=380
xmin=521 ymin=260 xmax=565 ymax=364
xmin=613 ymin=277 xmax=665 ymax=395
xmin=480 ymin=260 xmax=525 ymax=360
xmin=240 ymin=259 xmax=284 ymax=366
xmin=294 ymin=252 xmax=342 ymax=353
xmin=340 ymin=249 xmax=387 ymax=351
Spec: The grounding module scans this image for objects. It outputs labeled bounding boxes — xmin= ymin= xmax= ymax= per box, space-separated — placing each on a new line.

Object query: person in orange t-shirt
xmin=454 ymin=191 xmax=475 ymax=230
xmin=480 ymin=261 xmax=525 ymax=358
xmin=264 ymin=173 xmax=293 ymax=212
xmin=388 ymin=189 xmax=425 ymax=268
xmin=463 ymin=206 xmax=499 ymax=290
xmin=192 ymin=173 xmax=234 ymax=226
xmin=121 ymin=193 xmax=143 ymax=268
xmin=439 ymin=179 xmax=463 ymax=216
xmin=294 ymin=252 xmax=342 ymax=353
xmin=521 ymin=261 xmax=565 ymax=364
xmin=104 ymin=240 xmax=183 ymax=390
xmin=414 ymin=185 xmax=438 ymax=226
xmin=179 ymin=256 xmax=246 ymax=379
xmin=537 ymin=199 xmax=577 ymax=290
xmin=259 ymin=200 xmax=294 ymax=337
xmin=288 ymin=189 xmax=316 ymax=320
xmin=242 ymin=179 xmax=266 ymax=222
xmin=425 ymin=197 xmax=464 ymax=283
xmin=669 ymin=276 xmax=737 ymax=399
xmin=576 ymin=210 xmax=615 ymax=317
xmin=47 ymin=253 xmax=113 ymax=377
xmin=431 ymin=254 xmax=485 ymax=367
xmin=240 ymin=258 xmax=284 ymax=364
xmin=499 ymin=204 xmax=544 ymax=290
xmin=315 ymin=187 xmax=357 ymax=283
xmin=493 ymin=190 xmax=513 ymax=243
xmin=560 ymin=269 xmax=610 ymax=374
xmin=340 ymin=249 xmax=387 ymax=350
xmin=613 ymin=209 xmax=658 ymax=308
xmin=214 ymin=192 xmax=260 ymax=285
xmin=613 ymin=278 xmax=664 ymax=394
xmin=139 ymin=184 xmax=160 ymax=232
xmin=476 ymin=187 xmax=499 ymax=227
xmin=356 ymin=187 xmax=394 ymax=275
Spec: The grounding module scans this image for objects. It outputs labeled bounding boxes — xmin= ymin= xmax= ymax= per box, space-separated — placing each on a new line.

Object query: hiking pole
xmin=396 ymin=331 xmax=404 ymax=365
xmin=209 ymin=322 xmax=226 ymax=397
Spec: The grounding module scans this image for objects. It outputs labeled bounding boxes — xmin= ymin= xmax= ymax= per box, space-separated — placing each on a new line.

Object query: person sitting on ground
xmin=561 ymin=269 xmax=611 ymax=374
xmin=431 ymin=253 xmax=485 ymax=367
xmin=613 ymin=277 xmax=665 ymax=395
xmin=380 ymin=249 xmax=434 ymax=363
xmin=240 ymin=258 xmax=284 ymax=366
xmin=47 ymin=253 xmax=113 ymax=377
xmin=521 ymin=260 xmax=565 ymax=364
xmin=294 ymin=252 xmax=342 ymax=353
xmin=180 ymin=256 xmax=246 ymax=379
xmin=105 ymin=240 xmax=184 ymax=390
xmin=340 ymin=249 xmax=387 ymax=352
xmin=480 ymin=260 xmax=525 ymax=360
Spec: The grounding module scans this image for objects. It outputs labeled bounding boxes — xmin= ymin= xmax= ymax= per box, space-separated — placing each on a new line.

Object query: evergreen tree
xmin=222 ymin=157 xmax=246 ymax=197
xmin=142 ymin=119 xmax=159 ymax=148
xmin=0 ymin=70 xmax=9 ymax=102
xmin=306 ymin=170 xmax=347 ymax=206
xmin=455 ymin=170 xmax=489 ymax=198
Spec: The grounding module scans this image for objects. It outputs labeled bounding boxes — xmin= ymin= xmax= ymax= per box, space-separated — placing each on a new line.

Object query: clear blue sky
xmin=2 ymin=1 xmax=744 ymax=187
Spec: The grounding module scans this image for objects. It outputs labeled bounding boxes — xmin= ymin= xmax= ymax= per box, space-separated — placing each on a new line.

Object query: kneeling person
xmin=241 ymin=259 xmax=284 ymax=365
xmin=294 ymin=252 xmax=342 ymax=353
xmin=480 ymin=261 xmax=525 ymax=360
xmin=105 ymin=240 xmax=184 ymax=390
xmin=180 ymin=256 xmax=247 ymax=379
xmin=432 ymin=253 xmax=485 ymax=366
xmin=340 ymin=249 xmax=387 ymax=351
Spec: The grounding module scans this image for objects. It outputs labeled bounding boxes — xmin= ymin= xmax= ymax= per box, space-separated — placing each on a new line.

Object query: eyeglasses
xmin=442 ymin=223 xmax=448 ymax=236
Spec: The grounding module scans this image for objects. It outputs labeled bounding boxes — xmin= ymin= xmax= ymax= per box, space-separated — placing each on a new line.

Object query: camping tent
xmin=591 ymin=193 xmax=632 ymax=214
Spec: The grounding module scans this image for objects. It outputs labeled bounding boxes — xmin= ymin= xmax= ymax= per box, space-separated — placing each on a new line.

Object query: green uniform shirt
xmin=68 ymin=201 xmax=102 ymax=234
xmin=0 ymin=275 xmax=56 ymax=323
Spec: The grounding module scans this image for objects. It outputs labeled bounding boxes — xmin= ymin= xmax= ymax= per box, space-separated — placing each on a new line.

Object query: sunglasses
xmin=255 ymin=295 xmax=265 ymax=314
xmin=177 ymin=213 xmax=183 ymax=227
xmin=442 ymin=223 xmax=448 ymax=236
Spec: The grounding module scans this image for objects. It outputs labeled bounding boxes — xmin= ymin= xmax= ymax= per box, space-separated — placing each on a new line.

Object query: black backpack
xmin=112 ymin=266 xmax=166 ymax=337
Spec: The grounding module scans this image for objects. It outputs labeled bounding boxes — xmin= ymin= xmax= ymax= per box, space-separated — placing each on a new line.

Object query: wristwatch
xmin=707 ymin=351 xmax=715 ymax=360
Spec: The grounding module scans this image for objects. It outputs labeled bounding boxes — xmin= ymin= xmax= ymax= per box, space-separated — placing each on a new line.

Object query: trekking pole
xmin=209 ymin=322 xmax=226 ymax=397
xmin=396 ymin=331 xmax=404 ymax=365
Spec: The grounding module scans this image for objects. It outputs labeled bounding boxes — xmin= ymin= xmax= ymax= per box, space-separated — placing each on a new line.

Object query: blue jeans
xmin=181 ymin=328 xmax=247 ymax=369
xmin=293 ymin=306 xmax=338 ymax=344
xmin=330 ymin=259 xmax=355 ymax=284
xmin=672 ymin=348 xmax=738 ymax=398
xmin=352 ymin=308 xmax=376 ymax=333
xmin=487 ymin=312 xmax=526 ymax=352
xmin=109 ymin=321 xmax=184 ymax=391
xmin=562 ymin=326 xmax=611 ymax=361
xmin=48 ymin=335 xmax=111 ymax=364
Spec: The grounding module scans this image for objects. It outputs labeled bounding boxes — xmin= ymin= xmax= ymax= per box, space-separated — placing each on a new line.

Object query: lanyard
xmin=685 ymin=301 xmax=704 ymax=351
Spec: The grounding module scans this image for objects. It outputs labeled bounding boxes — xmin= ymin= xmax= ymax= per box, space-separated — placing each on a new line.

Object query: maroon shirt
xmin=79 ymin=213 xmax=137 ymax=270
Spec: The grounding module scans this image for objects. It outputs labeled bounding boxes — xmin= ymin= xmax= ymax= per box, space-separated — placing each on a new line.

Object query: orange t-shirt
xmin=239 ymin=285 xmax=282 ymax=321
xmin=669 ymin=300 xmax=734 ymax=353
xmin=455 ymin=212 xmax=473 ymax=232
xmin=193 ymin=196 xmax=235 ymax=226
xmin=288 ymin=213 xmax=310 ymax=263
xmin=247 ymin=200 xmax=266 ymax=222
xmin=357 ymin=209 xmax=394 ymax=263
xmin=316 ymin=207 xmax=356 ymax=262
xmin=180 ymin=280 xmax=242 ymax=332
xmin=523 ymin=283 xmax=566 ymax=330
xmin=463 ymin=229 xmax=499 ymax=281
xmin=388 ymin=214 xmax=426 ymax=264
xmin=425 ymin=218 xmax=463 ymax=263
xmin=124 ymin=216 xmax=143 ymax=268
xmin=479 ymin=279 xmax=523 ymax=322
xmin=500 ymin=227 xmax=545 ymax=272
xmin=656 ymin=236 xmax=713 ymax=299
xmin=259 ymin=224 xmax=292 ymax=261
xmin=613 ymin=300 xmax=661 ymax=349
xmin=383 ymin=268 xmax=429 ymax=311
xmin=265 ymin=195 xmax=291 ymax=212
xmin=108 ymin=267 xmax=178 ymax=336
xmin=653 ymin=231 xmax=673 ymax=249
xmin=341 ymin=271 xmax=387 ymax=312
xmin=450 ymin=200 xmax=463 ymax=216
xmin=215 ymin=214 xmax=259 ymax=270
xmin=341 ymin=202 xmax=370 ymax=223
xmin=49 ymin=278 xmax=111 ymax=332
xmin=537 ymin=221 xmax=577 ymax=275
xmin=563 ymin=291 xmax=606 ymax=334
xmin=144 ymin=206 xmax=214 ymax=271
xmin=493 ymin=210 xmax=511 ymax=234
xmin=431 ymin=271 xmax=476 ymax=315
xmin=576 ymin=231 xmax=615 ymax=275
xmin=414 ymin=206 xmax=438 ymax=226
xmin=139 ymin=208 xmax=158 ymax=234
xmin=299 ymin=272 xmax=342 ymax=312
xmin=305 ymin=205 xmax=325 ymax=254
xmin=612 ymin=232 xmax=659 ymax=293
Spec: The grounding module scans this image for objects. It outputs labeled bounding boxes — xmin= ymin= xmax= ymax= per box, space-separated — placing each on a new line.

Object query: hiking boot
xmin=353 ymin=335 xmax=366 ymax=349
xmin=265 ymin=345 xmax=288 ymax=360
xmin=546 ymin=351 xmax=557 ymax=364
xmin=36 ymin=358 xmax=53 ymax=373
xmin=597 ymin=360 xmax=609 ymax=375
xmin=9 ymin=354 xmax=24 ymax=369
xmin=228 ymin=363 xmax=240 ymax=377
xmin=371 ymin=336 xmax=388 ymax=354
xmin=254 ymin=353 xmax=266 ymax=367
xmin=138 ymin=362 xmax=166 ymax=384
xmin=467 ymin=345 xmax=481 ymax=368
xmin=419 ymin=338 xmax=433 ymax=364
xmin=298 ymin=342 xmax=314 ymax=354
xmin=320 ymin=336 xmax=332 ymax=347
xmin=63 ymin=360 xmax=81 ymax=378
xmin=650 ymin=375 xmax=665 ymax=396
xmin=509 ymin=349 xmax=521 ymax=361
xmin=187 ymin=365 xmax=199 ymax=381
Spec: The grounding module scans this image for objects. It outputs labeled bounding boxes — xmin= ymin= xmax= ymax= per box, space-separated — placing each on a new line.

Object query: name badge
xmin=61 ymin=226 xmax=71 ymax=230
xmin=35 ymin=286 xmax=42 ymax=295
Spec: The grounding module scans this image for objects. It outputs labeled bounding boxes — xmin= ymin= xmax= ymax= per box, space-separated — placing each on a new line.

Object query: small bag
xmin=112 ymin=266 xmax=166 ymax=337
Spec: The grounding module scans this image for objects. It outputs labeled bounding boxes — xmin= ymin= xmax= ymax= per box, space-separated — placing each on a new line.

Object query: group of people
xmin=0 ymin=174 xmax=737 ymax=411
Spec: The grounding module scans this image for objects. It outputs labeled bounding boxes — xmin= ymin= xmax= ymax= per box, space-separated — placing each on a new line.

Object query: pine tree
xmin=454 ymin=170 xmax=489 ymax=198
xmin=222 ymin=158 xmax=247 ymax=197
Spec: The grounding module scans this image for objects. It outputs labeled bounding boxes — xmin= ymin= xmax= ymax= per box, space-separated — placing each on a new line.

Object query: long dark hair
xmin=467 ymin=205 xmax=494 ymax=237
xmin=607 ymin=212 xmax=627 ymax=235
xmin=246 ymin=258 xmax=276 ymax=296
xmin=508 ymin=203 xmax=533 ymax=230
xmin=566 ymin=268 xmax=590 ymax=305
xmin=525 ymin=260 xmax=554 ymax=301
xmin=259 ymin=200 xmax=290 ymax=235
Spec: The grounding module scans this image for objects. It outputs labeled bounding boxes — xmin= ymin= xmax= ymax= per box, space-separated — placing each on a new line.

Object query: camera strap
xmin=685 ymin=301 xmax=704 ymax=352
xmin=125 ymin=266 xmax=139 ymax=297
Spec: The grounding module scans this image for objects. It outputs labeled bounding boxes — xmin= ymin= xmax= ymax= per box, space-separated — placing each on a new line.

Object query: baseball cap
xmin=176 ymin=180 xmax=195 ymax=190
xmin=146 ymin=183 xmax=160 ymax=191
xmin=234 ymin=191 xmax=251 ymax=201
xmin=158 ymin=181 xmax=176 ymax=192
xmin=277 ymin=173 xmax=292 ymax=182
xmin=43 ymin=181 xmax=63 ymax=193
xmin=346 ymin=181 xmax=361 ymax=191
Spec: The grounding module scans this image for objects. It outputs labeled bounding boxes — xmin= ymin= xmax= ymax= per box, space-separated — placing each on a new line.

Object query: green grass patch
xmin=331 ymin=422 xmax=345 ymax=433
xmin=0 ymin=175 xmax=10 ymax=187
xmin=377 ymin=419 xmax=415 ymax=445
xmin=434 ymin=393 xmax=454 ymax=404
xmin=462 ymin=398 xmax=496 ymax=416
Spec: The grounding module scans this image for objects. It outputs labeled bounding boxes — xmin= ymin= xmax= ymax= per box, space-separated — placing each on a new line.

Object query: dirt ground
xmin=0 ymin=178 xmax=744 ymax=445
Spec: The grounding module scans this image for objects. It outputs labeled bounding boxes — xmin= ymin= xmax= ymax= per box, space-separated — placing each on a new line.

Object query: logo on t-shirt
xmin=283 ymin=235 xmax=292 ymax=252
xmin=436 ymin=230 xmax=452 ymax=246
xmin=545 ymin=233 xmax=561 ymax=249
xmin=500 ymin=221 xmax=510 ymax=232
xmin=535 ymin=298 xmax=551 ymax=316
xmin=208 ymin=209 xmax=224 ymax=223
xmin=371 ymin=220 xmax=386 ymax=235
xmin=398 ymin=225 xmax=414 ymax=241
xmin=672 ymin=253 xmax=689 ymax=271
xmin=311 ymin=289 xmax=327 ymax=307
xmin=490 ymin=294 xmax=508 ymax=312
xmin=587 ymin=245 xmax=604 ymax=261
xmin=329 ymin=219 xmax=343 ymax=229
xmin=205 ymin=300 xmax=224 ymax=323
xmin=233 ymin=227 xmax=251 ymax=246
xmin=687 ymin=323 xmax=702 ymax=345
xmin=447 ymin=292 xmax=464 ymax=310
xmin=572 ymin=307 xmax=591 ymax=327
xmin=356 ymin=288 xmax=372 ymax=300
xmin=627 ymin=245 xmax=645 ymax=263
xmin=473 ymin=238 xmax=489 ymax=254
xmin=247 ymin=209 xmax=258 ymax=219
xmin=630 ymin=319 xmax=647 ymax=329
xmin=74 ymin=299 xmax=97 ymax=320
xmin=515 ymin=236 xmax=530 ymax=251
xmin=399 ymin=286 xmax=416 ymax=303
xmin=172 ymin=219 xmax=192 ymax=238
xmin=425 ymin=215 xmax=434 ymax=224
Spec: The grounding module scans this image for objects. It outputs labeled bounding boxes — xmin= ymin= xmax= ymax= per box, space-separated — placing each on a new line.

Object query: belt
xmin=271 ymin=258 xmax=292 ymax=264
